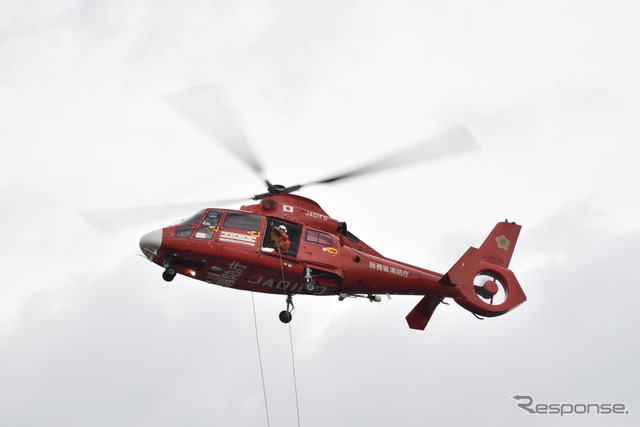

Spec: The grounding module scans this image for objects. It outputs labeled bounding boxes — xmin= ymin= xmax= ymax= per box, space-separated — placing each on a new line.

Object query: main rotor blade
xmin=165 ymin=83 xmax=266 ymax=181
xmin=305 ymin=125 xmax=480 ymax=187
xmin=82 ymin=197 xmax=248 ymax=232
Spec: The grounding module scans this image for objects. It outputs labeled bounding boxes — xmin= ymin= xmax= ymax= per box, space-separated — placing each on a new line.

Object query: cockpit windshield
xmin=178 ymin=210 xmax=206 ymax=225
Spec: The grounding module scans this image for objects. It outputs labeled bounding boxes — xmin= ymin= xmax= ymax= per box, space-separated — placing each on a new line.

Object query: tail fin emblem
xmin=496 ymin=235 xmax=510 ymax=250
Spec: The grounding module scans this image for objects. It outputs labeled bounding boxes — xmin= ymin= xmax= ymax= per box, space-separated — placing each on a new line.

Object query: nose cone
xmin=139 ymin=229 xmax=163 ymax=260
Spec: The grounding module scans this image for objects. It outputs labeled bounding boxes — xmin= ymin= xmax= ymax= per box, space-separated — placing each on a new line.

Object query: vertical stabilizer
xmin=478 ymin=220 xmax=521 ymax=268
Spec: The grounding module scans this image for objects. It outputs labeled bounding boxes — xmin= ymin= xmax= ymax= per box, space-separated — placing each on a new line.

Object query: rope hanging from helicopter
xmin=250 ymin=251 xmax=302 ymax=427
xmin=278 ymin=250 xmax=302 ymax=427
xmin=251 ymin=292 xmax=270 ymax=426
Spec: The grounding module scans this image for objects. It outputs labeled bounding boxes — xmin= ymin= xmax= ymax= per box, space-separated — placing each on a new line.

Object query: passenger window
xmin=223 ymin=211 xmax=261 ymax=231
xmin=176 ymin=224 xmax=195 ymax=238
xmin=202 ymin=210 xmax=221 ymax=227
xmin=194 ymin=226 xmax=215 ymax=240
xmin=305 ymin=229 xmax=333 ymax=246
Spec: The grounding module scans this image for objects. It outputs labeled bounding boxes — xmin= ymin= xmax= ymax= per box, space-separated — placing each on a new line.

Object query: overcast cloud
xmin=1 ymin=1 xmax=639 ymax=426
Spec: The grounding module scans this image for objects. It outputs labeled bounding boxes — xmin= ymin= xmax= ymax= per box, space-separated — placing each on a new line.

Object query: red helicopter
xmin=92 ymin=85 xmax=526 ymax=330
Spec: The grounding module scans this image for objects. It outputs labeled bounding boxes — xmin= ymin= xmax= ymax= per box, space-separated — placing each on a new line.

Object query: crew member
xmin=271 ymin=224 xmax=291 ymax=254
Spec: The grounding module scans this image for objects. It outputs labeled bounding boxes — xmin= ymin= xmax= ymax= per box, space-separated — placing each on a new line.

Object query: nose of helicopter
xmin=139 ymin=228 xmax=163 ymax=260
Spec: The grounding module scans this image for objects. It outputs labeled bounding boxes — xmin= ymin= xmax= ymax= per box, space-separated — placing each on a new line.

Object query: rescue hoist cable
xmin=288 ymin=322 xmax=301 ymax=427
xmin=251 ymin=292 xmax=270 ymax=427
xmin=278 ymin=251 xmax=302 ymax=427
xmin=289 ymin=322 xmax=300 ymax=427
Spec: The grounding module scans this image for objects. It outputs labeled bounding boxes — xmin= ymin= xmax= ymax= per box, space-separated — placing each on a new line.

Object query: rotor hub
xmin=483 ymin=280 xmax=499 ymax=296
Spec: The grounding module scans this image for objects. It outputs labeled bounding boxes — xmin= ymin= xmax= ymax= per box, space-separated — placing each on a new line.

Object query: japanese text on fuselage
xmin=369 ymin=261 xmax=409 ymax=278
xmin=207 ymin=260 xmax=247 ymax=287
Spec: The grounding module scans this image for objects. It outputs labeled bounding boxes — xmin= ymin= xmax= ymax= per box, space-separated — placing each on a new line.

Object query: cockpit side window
xmin=202 ymin=210 xmax=221 ymax=227
xmin=194 ymin=226 xmax=215 ymax=239
xmin=194 ymin=210 xmax=222 ymax=240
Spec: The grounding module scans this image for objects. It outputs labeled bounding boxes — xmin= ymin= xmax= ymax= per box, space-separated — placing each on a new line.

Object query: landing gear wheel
xmin=162 ymin=267 xmax=176 ymax=282
xmin=303 ymin=280 xmax=317 ymax=294
xmin=302 ymin=266 xmax=316 ymax=294
xmin=279 ymin=310 xmax=293 ymax=323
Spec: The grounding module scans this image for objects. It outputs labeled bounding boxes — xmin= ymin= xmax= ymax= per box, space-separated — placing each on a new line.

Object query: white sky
xmin=1 ymin=1 xmax=639 ymax=426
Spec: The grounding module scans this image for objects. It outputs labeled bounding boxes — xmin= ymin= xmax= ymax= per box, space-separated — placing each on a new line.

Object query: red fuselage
xmin=140 ymin=194 xmax=454 ymax=298
xmin=139 ymin=194 xmax=526 ymax=329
